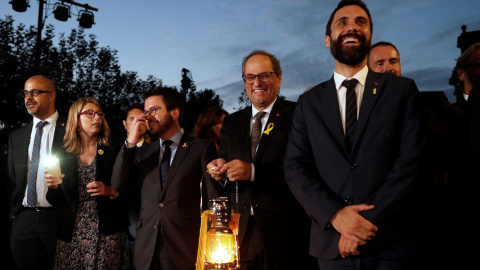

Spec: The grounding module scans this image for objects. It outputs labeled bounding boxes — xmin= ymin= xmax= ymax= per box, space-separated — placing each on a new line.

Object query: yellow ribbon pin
xmin=263 ymin=123 xmax=274 ymax=135
xmin=373 ymin=88 xmax=377 ymax=94
xmin=98 ymin=149 xmax=104 ymax=155
xmin=182 ymin=142 xmax=187 ymax=147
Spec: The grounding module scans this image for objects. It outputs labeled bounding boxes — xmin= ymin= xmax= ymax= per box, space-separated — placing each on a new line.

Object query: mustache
xmin=338 ymin=32 xmax=367 ymax=43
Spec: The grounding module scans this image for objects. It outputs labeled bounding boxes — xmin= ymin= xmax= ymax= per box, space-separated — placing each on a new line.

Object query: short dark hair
xmin=326 ymin=0 xmax=373 ymax=36
xmin=124 ymin=103 xmax=144 ymax=120
xmin=242 ymin=50 xmax=282 ymax=77
xmin=143 ymin=87 xmax=185 ymax=126
xmin=370 ymin=41 xmax=400 ymax=56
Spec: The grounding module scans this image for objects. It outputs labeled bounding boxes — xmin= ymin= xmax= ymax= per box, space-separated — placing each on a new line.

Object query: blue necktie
xmin=160 ymin=140 xmax=173 ymax=188
xmin=27 ymin=121 xmax=48 ymax=207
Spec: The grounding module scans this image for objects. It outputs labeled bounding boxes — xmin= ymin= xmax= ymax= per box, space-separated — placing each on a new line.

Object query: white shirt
xmin=23 ymin=111 xmax=59 ymax=207
xmin=333 ymin=65 xmax=369 ymax=134
xmin=160 ymin=129 xmax=184 ymax=165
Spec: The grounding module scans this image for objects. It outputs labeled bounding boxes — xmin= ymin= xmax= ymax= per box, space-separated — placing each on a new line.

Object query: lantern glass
xmin=205 ymin=228 xmax=236 ymax=264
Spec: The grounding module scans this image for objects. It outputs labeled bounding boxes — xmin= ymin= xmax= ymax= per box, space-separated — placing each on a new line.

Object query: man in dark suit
xmin=111 ymin=87 xmax=219 ymax=270
xmin=468 ymin=87 xmax=480 ymax=179
xmin=116 ymin=103 xmax=149 ymax=270
xmin=207 ymin=50 xmax=316 ymax=270
xmin=368 ymin=40 xmax=470 ymax=269
xmin=7 ymin=75 xmax=66 ymax=269
xmin=284 ymin=1 xmax=425 ymax=269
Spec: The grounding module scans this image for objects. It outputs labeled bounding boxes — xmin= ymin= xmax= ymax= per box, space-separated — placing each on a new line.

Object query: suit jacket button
xmin=154 ymin=225 xmax=158 ymax=229
xmin=159 ymin=203 xmax=164 ymax=208
xmin=350 ymin=163 xmax=357 ymax=170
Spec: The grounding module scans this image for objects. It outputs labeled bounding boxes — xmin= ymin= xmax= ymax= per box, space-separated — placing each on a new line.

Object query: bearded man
xmin=284 ymin=1 xmax=426 ymax=269
xmin=111 ymin=87 xmax=220 ymax=270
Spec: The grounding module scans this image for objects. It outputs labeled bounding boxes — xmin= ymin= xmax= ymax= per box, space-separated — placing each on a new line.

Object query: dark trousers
xmin=149 ymin=233 xmax=172 ymax=270
xmin=10 ymin=208 xmax=59 ymax=270
xmin=239 ymin=217 xmax=268 ymax=270
xmin=318 ymin=256 xmax=420 ymax=270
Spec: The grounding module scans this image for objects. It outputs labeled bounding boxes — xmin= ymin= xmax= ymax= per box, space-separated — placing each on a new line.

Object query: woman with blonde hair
xmin=46 ymin=97 xmax=129 ymax=269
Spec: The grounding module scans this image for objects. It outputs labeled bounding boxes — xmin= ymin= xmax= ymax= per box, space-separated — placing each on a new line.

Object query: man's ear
xmin=457 ymin=68 xmax=465 ymax=82
xmin=325 ymin=35 xmax=331 ymax=48
xmin=123 ymin=120 xmax=128 ymax=133
xmin=170 ymin=108 xmax=180 ymax=121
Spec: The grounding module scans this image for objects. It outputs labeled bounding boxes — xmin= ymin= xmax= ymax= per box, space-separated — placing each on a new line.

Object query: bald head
xmin=24 ymin=75 xmax=57 ymax=120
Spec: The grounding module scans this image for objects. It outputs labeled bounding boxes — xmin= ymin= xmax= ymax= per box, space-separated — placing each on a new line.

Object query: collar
xmin=251 ymin=97 xmax=277 ymax=119
xmin=32 ymin=111 xmax=59 ymax=128
xmin=136 ymin=138 xmax=145 ymax=147
xmin=333 ymin=65 xmax=369 ymax=91
xmin=160 ymin=128 xmax=184 ymax=146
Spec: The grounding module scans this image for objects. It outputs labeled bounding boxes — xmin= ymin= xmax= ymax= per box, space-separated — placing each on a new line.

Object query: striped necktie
xmin=343 ymin=79 xmax=358 ymax=151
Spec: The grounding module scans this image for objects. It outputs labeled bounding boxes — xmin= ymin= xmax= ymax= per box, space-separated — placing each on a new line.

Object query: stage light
xmin=78 ymin=10 xmax=94 ymax=28
xmin=9 ymin=0 xmax=29 ymax=12
xmin=53 ymin=3 xmax=70 ymax=22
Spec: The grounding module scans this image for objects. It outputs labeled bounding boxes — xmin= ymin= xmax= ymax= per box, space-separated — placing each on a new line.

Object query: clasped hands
xmin=207 ymin=158 xmax=252 ymax=182
xmin=44 ymin=169 xmax=115 ymax=197
xmin=330 ymin=204 xmax=378 ymax=258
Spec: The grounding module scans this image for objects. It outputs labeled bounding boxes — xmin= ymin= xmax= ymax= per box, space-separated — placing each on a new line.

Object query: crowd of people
xmin=6 ymin=1 xmax=480 ymax=270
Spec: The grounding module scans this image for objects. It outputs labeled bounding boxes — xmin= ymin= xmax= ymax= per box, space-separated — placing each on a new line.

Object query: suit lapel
xmin=242 ymin=108 xmax=253 ymax=162
xmin=52 ymin=116 xmax=66 ymax=155
xmin=17 ymin=123 xmax=33 ymax=185
xmin=354 ymin=71 xmax=383 ymax=148
xmin=320 ymin=78 xmax=348 ymax=153
xmin=161 ymin=134 xmax=191 ymax=195
xmin=255 ymin=99 xmax=283 ymax=161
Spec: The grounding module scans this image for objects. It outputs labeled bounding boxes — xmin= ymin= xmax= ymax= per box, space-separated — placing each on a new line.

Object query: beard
xmin=330 ymin=32 xmax=371 ymax=66
xmin=148 ymin=113 xmax=173 ymax=139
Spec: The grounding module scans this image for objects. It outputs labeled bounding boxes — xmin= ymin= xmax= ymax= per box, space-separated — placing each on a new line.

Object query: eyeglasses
xmin=79 ymin=109 xmax=104 ymax=119
xmin=144 ymin=106 xmax=169 ymax=117
xmin=242 ymin=72 xmax=275 ymax=84
xmin=23 ymin=89 xmax=52 ymax=97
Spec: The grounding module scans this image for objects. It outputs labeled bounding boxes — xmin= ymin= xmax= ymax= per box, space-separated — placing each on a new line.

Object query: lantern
xmin=197 ymin=197 xmax=239 ymax=270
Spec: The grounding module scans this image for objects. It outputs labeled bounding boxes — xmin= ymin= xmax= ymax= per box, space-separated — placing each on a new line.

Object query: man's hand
xmin=330 ymin=204 xmax=378 ymax=257
xmin=126 ymin=114 xmax=147 ymax=146
xmin=207 ymin=158 xmax=228 ymax=181
xmin=44 ymin=168 xmax=63 ymax=189
xmin=225 ymin=159 xmax=252 ymax=181
xmin=338 ymin=235 xmax=360 ymax=258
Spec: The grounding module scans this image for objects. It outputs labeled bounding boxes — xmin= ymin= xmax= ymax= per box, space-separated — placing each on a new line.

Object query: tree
xmin=1 ymin=15 xmax=226 ymax=156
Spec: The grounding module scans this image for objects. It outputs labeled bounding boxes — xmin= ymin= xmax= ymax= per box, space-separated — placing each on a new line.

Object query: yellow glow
xmin=205 ymin=233 xmax=236 ymax=264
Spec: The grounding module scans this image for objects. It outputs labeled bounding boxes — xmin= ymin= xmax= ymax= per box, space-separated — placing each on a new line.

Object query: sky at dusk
xmin=2 ymin=0 xmax=480 ymax=113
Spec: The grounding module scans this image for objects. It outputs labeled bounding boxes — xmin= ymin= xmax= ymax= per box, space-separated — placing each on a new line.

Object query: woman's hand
xmin=86 ymin=181 xmax=114 ymax=197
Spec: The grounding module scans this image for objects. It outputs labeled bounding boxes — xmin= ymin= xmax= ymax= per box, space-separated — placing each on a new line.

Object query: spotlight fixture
xmin=9 ymin=0 xmax=29 ymax=12
xmin=78 ymin=10 xmax=95 ymax=28
xmin=53 ymin=3 xmax=70 ymax=22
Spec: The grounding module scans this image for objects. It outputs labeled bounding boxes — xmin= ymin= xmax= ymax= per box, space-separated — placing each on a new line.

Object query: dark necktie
xmin=27 ymin=121 xmax=48 ymax=207
xmin=160 ymin=140 xmax=173 ymax=188
xmin=250 ymin=111 xmax=266 ymax=161
xmin=343 ymin=79 xmax=358 ymax=149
